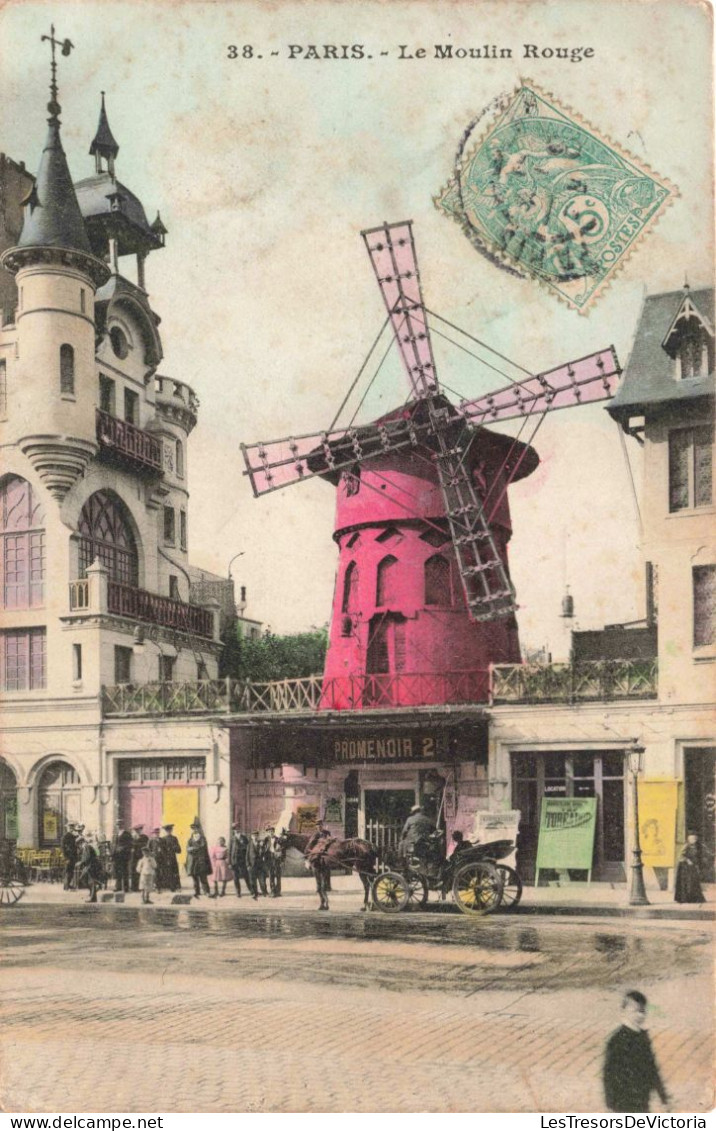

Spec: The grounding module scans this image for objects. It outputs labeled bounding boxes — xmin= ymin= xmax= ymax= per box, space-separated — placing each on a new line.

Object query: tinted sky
xmin=2 ymin=0 xmax=713 ymax=653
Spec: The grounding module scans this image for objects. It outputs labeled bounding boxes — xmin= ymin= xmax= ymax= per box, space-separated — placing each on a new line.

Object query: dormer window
xmin=662 ymin=296 xmax=715 ymax=381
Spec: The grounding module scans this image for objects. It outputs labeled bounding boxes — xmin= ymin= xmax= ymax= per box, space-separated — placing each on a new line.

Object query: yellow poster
xmin=42 ymin=811 xmax=58 ymax=842
xmin=162 ymin=788 xmax=199 ymax=858
xmin=637 ymin=780 xmax=679 ymax=868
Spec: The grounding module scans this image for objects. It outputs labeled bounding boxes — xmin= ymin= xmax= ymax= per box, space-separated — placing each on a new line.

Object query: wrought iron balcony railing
xmin=96 ymin=408 xmax=163 ymax=474
xmin=107 ymin=581 xmax=214 ymax=638
xmin=491 ymin=658 xmax=658 ymax=704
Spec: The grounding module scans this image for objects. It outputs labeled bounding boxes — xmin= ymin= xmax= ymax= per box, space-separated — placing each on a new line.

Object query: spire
xmin=18 ymin=26 xmax=91 ymax=254
xmin=89 ymin=92 xmax=120 ymax=174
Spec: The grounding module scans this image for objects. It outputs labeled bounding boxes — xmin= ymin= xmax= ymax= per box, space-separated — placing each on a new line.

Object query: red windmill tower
xmin=242 ymin=222 xmax=621 ymax=709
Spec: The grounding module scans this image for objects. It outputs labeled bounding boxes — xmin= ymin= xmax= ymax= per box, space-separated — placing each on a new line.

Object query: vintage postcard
xmin=0 ymin=0 xmax=713 ymax=1119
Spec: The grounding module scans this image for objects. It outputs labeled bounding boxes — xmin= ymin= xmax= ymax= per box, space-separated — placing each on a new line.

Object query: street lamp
xmin=227 ymin=552 xmax=244 ymax=579
xmin=626 ymin=741 xmax=649 ymax=906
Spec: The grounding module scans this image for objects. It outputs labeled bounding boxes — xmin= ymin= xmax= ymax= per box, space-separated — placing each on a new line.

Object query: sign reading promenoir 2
xmin=434 ymin=82 xmax=677 ymax=312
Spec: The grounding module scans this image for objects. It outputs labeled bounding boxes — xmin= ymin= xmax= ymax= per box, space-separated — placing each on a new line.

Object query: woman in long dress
xmin=674 ymin=833 xmax=705 ymax=903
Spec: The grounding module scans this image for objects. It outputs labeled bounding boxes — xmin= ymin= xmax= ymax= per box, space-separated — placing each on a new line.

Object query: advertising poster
xmin=535 ymin=796 xmax=597 ymax=874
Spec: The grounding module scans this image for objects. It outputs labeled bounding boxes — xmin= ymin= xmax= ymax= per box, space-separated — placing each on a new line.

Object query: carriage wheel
xmin=371 ymin=871 xmax=410 ymax=913
xmin=405 ymin=871 xmax=429 ymax=909
xmin=0 ymin=880 xmax=25 ymax=906
xmin=452 ymin=861 xmax=503 ymax=915
xmin=495 ymin=864 xmax=522 ymax=911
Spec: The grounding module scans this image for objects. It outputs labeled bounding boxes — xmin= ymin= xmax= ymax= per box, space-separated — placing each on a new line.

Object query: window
xmin=0 ymin=359 xmax=6 ymax=417
xmin=669 ymin=427 xmax=713 ymax=512
xmin=342 ymin=561 xmax=358 ymax=614
xmin=693 ymin=565 xmax=715 ymax=648
xmin=179 ymin=509 xmax=187 ymax=551
xmin=38 ymin=761 xmax=80 ymax=847
xmin=60 ymin=344 xmax=74 ymax=396
xmin=197 ymin=660 xmax=208 ymax=680
xmin=677 ymin=317 xmax=713 ymax=380
xmin=376 ymin=555 xmax=399 ymax=607
xmin=114 ymin=645 xmax=133 ymax=684
xmin=78 ymin=490 xmax=138 ymax=586
xmin=110 ymin=326 xmax=129 ymax=360
xmin=163 ymin=506 xmax=175 ymax=545
xmin=424 ymin=554 xmax=453 ymax=606
xmin=1 ymin=476 xmax=45 ymax=608
xmin=1 ymin=629 xmax=46 ymax=690
xmin=159 ymin=654 xmax=175 ymax=681
xmin=176 ymin=439 xmax=184 ymax=478
xmin=123 ymin=388 xmax=138 ymax=425
xmin=72 ymin=643 xmax=82 ymax=682
xmin=80 ymin=289 xmax=86 ymax=314
xmin=168 ymin=574 xmax=180 ymax=600
xmin=99 ymin=374 xmax=115 ymax=415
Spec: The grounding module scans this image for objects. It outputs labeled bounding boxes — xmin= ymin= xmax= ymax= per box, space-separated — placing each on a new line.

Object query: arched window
xmin=376 ymin=554 xmax=399 ymax=607
xmin=38 ymin=760 xmax=80 ymax=847
xmin=77 ymin=490 xmax=139 ymax=586
xmin=424 ymin=554 xmax=453 ymax=607
xmin=175 ymin=439 xmax=184 ymax=478
xmin=60 ymin=344 xmax=75 ymax=395
xmin=0 ymin=476 xmax=45 ymax=608
xmin=342 ymin=560 xmax=358 ymax=613
xmin=0 ymin=761 xmax=18 ymax=840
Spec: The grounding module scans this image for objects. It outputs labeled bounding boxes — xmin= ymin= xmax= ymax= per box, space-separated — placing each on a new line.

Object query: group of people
xmin=111 ymin=823 xmax=182 ymax=903
xmin=184 ymin=822 xmax=284 ymax=901
xmin=60 ymin=822 xmax=106 ymax=902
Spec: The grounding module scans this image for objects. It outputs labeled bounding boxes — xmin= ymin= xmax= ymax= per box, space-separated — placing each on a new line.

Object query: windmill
xmin=241 ymin=221 xmax=621 ymax=636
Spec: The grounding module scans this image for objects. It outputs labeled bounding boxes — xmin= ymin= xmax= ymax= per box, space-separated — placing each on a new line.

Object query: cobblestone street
xmin=1 ymin=903 xmax=712 ymax=1114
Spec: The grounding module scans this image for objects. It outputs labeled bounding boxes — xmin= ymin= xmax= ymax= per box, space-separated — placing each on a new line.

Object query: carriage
xmin=0 ymin=839 xmax=27 ymax=906
xmin=370 ymin=833 xmax=522 ymax=915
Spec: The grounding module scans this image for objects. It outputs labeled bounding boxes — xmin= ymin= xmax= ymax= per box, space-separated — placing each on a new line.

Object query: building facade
xmin=0 ymin=78 xmax=230 ymax=855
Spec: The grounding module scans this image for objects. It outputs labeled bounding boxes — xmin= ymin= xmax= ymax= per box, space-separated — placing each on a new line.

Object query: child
xmin=136 ymin=846 xmax=157 ymax=904
xmin=210 ymin=836 xmax=232 ymax=898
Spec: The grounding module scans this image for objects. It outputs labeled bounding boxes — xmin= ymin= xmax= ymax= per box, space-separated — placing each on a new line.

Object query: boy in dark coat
xmin=603 ymin=991 xmax=670 ymax=1112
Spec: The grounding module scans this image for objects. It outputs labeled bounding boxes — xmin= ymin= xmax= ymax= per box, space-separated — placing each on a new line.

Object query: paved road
xmin=1 ymin=905 xmax=712 ymax=1114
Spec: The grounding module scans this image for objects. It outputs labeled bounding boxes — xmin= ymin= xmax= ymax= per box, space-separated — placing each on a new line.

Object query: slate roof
xmin=609 ymin=287 xmax=714 ymax=419
xmin=18 ymin=118 xmax=92 ymax=254
xmin=89 ymin=94 xmax=119 ymax=160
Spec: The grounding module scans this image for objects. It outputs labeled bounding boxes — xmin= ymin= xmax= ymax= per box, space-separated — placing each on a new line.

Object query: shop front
xmin=229 ymin=712 xmax=491 ymax=854
xmin=116 ymin=756 xmax=206 ymax=855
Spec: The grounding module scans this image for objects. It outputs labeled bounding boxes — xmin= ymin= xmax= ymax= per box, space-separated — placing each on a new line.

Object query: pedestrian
xmin=160 ymin=824 xmax=182 ymax=892
xmin=246 ymin=830 xmax=269 ymax=900
xmin=77 ymin=836 xmax=103 ymax=903
xmin=61 ymin=822 xmax=79 ymax=890
xmin=136 ymin=846 xmax=157 ymax=904
xmin=111 ymin=824 xmax=133 ymax=893
xmin=130 ymin=825 xmax=148 ymax=892
xmin=304 ymin=823 xmax=333 ymax=910
xmin=674 ymin=832 xmax=705 ymax=904
xmin=265 ymin=825 xmax=283 ymax=898
xmin=603 ymin=991 xmax=671 ymax=1112
xmin=147 ymin=827 xmax=164 ymax=892
xmin=185 ymin=819 xmax=212 ymax=898
xmin=210 ymin=836 xmax=231 ymax=898
xmin=229 ymin=825 xmax=250 ymax=898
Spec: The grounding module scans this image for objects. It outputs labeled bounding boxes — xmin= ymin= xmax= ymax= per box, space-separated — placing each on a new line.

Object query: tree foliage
xmin=220 ymin=625 xmax=328 ymax=682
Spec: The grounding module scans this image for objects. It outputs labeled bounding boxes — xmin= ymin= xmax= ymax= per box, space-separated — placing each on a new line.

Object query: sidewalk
xmin=11 ymin=874 xmax=716 ymax=919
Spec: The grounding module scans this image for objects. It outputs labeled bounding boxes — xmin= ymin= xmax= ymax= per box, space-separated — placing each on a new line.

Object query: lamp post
xmin=227 ymin=552 xmax=244 ymax=579
xmin=627 ymin=741 xmax=649 ymax=906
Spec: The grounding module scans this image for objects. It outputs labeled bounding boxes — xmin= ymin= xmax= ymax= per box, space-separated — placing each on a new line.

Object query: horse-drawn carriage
xmin=370 ymin=832 xmax=522 ymax=915
xmin=0 ymin=839 xmax=26 ymax=906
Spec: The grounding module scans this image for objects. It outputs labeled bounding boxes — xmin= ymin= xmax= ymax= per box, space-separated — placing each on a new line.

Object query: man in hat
xmin=399 ymin=804 xmax=435 ymax=860
xmin=229 ymin=824 xmax=250 ymax=898
xmin=130 ymin=825 xmax=149 ymax=892
xmin=185 ymin=819 xmax=212 ymax=898
xmin=111 ymin=823 xmax=133 ymax=893
xmin=265 ymin=825 xmax=283 ymax=898
xmin=160 ymin=824 xmax=182 ymax=892
xmin=246 ymin=830 xmax=268 ymax=899
xmin=77 ymin=835 xmax=103 ymax=903
xmin=61 ymin=822 xmax=79 ymax=890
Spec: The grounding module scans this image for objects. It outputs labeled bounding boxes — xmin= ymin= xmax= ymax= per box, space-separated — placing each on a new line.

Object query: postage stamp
xmin=434 ymin=82 xmax=678 ymax=312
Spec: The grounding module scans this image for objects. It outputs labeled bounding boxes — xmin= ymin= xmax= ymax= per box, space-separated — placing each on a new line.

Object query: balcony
xmin=96 ymin=409 xmax=163 ymax=475
xmin=107 ymin=581 xmax=214 ymax=638
xmin=491 ymin=659 xmax=658 ymax=704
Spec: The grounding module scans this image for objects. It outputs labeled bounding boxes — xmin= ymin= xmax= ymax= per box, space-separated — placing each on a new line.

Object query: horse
xmin=277 ymin=830 xmax=378 ymax=911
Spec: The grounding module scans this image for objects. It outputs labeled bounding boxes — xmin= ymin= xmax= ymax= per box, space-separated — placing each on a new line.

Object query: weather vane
xmin=40 ymin=24 xmax=74 ymax=117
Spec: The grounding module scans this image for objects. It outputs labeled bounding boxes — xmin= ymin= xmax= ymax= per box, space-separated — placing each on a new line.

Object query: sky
xmin=1 ymin=0 xmax=713 ymax=656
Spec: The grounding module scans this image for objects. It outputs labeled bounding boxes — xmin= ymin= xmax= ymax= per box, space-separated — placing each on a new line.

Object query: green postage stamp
xmin=435 ymin=83 xmax=677 ymax=312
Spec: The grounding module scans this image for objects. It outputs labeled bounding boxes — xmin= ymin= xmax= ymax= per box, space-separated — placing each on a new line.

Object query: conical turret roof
xmin=89 ymin=92 xmax=119 ymax=160
xmin=19 ymin=115 xmax=92 ymax=253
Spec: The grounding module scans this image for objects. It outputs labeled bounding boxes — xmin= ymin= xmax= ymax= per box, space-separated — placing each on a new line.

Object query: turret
xmin=0 ymin=50 xmax=109 ymax=500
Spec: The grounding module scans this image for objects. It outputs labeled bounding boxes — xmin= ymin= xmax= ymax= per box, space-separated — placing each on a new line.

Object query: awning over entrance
xmin=232 ymin=712 xmax=488 ymax=769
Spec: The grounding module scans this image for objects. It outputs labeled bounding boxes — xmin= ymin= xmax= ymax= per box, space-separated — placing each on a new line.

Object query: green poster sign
xmin=535 ymin=797 xmax=597 ymax=873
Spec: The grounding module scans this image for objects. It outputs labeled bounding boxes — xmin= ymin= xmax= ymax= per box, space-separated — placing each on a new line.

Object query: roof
xmin=74 ymin=173 xmax=156 ymax=236
xmin=89 ymin=93 xmax=119 ymax=160
xmin=17 ymin=118 xmax=92 ymax=254
xmin=609 ymin=287 xmax=714 ymax=419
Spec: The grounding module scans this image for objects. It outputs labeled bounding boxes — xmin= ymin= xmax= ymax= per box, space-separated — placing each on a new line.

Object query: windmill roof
xmin=18 ymin=118 xmax=92 ymax=254
xmin=609 ymin=286 xmax=714 ymax=419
